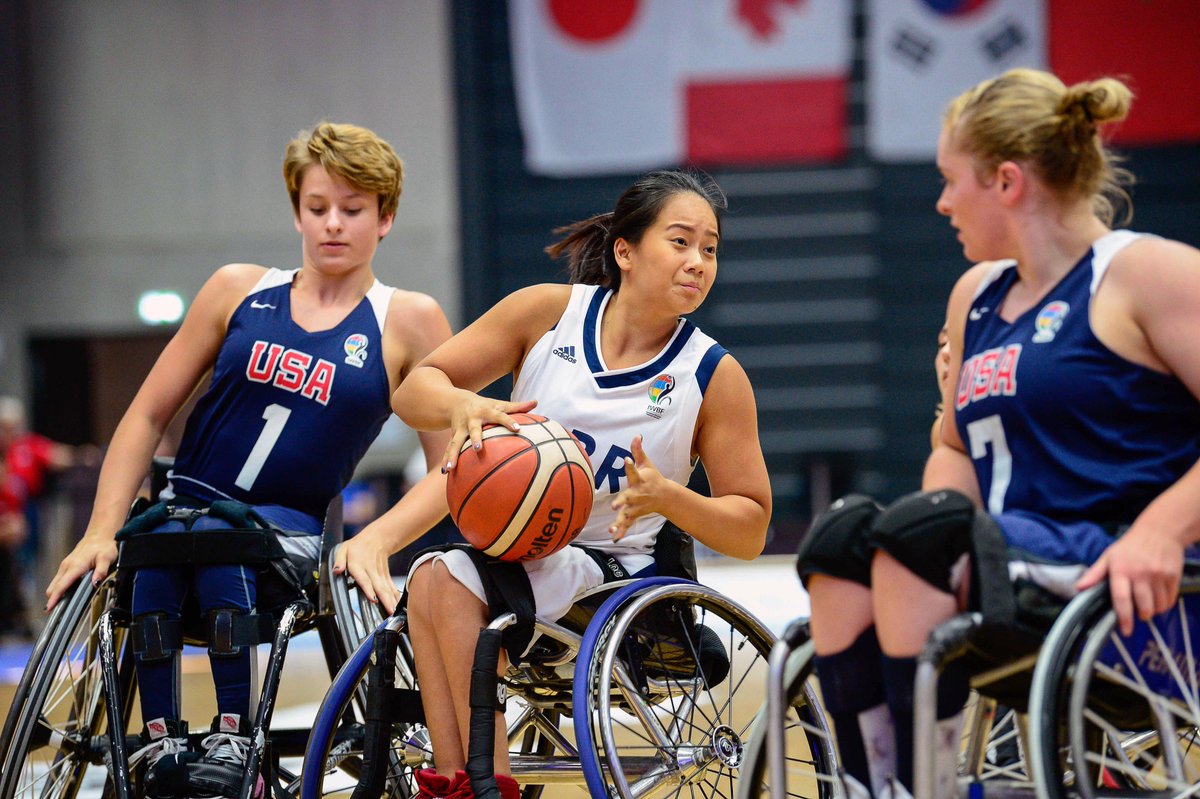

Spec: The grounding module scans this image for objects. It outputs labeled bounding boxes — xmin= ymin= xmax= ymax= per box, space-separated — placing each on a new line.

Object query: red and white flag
xmin=1048 ymin=0 xmax=1200 ymax=147
xmin=866 ymin=0 xmax=1047 ymax=162
xmin=509 ymin=0 xmax=852 ymax=176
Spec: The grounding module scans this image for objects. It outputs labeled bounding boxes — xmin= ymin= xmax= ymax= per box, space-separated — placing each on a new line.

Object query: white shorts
xmin=407 ymin=545 xmax=655 ymax=625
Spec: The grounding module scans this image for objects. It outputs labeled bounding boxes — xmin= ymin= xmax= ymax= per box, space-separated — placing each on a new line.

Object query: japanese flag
xmin=509 ymin=0 xmax=852 ymax=177
xmin=866 ymin=0 xmax=1047 ymax=162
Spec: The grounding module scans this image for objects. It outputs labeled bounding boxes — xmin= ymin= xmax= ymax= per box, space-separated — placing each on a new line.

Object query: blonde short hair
xmin=283 ymin=122 xmax=404 ymax=220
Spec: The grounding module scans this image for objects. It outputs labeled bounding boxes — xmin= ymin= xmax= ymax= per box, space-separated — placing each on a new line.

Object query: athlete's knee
xmin=868 ymin=489 xmax=976 ymax=595
xmin=796 ymin=494 xmax=882 ymax=588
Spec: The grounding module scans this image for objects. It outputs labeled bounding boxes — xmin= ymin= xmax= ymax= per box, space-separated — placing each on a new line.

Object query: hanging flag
xmin=1048 ymin=0 xmax=1200 ymax=147
xmin=866 ymin=0 xmax=1047 ymax=162
xmin=509 ymin=0 xmax=852 ymax=177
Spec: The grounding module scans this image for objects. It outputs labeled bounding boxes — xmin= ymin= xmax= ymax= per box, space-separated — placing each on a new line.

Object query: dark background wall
xmin=451 ymin=2 xmax=1200 ymax=553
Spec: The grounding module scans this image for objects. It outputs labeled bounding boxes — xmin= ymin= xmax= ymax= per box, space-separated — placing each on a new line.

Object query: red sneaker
xmin=446 ymin=771 xmax=472 ymax=799
xmin=495 ymin=773 xmax=520 ymax=799
xmin=414 ymin=769 xmax=455 ymax=799
xmin=444 ymin=771 xmax=520 ymax=799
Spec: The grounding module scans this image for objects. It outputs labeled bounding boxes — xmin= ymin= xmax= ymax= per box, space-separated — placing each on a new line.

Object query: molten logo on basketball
xmin=447 ymin=414 xmax=594 ymax=562
xmin=526 ymin=507 xmax=565 ymax=559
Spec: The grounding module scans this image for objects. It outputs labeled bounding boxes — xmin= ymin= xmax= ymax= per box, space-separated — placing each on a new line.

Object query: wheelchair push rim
xmin=575 ymin=580 xmax=834 ymax=799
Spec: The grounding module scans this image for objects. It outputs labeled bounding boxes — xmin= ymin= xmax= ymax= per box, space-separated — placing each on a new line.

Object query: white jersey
xmin=513 ymin=283 xmax=728 ymax=558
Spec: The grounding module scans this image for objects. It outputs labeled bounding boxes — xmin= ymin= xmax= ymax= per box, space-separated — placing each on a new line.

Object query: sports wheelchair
xmin=0 ymin=460 xmax=386 ymax=799
xmin=300 ymin=528 xmax=841 ymax=799
xmin=748 ymin=552 xmax=1200 ymax=798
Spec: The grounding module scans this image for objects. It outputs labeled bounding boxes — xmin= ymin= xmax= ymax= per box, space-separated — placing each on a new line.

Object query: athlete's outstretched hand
xmin=442 ymin=394 xmax=538 ymax=472
xmin=334 ymin=529 xmax=402 ymax=615
xmin=609 ymin=435 xmax=671 ymax=541
xmin=46 ymin=533 xmax=118 ymax=611
xmin=1076 ymin=521 xmax=1184 ymax=637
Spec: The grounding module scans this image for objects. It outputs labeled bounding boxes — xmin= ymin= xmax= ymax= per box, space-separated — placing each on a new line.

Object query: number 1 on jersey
xmin=235 ymin=403 xmax=291 ymax=491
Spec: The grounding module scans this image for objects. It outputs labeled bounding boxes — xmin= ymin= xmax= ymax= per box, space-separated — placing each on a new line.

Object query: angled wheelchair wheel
xmin=736 ymin=621 xmax=839 ymax=799
xmin=325 ymin=545 xmax=387 ymax=664
xmin=0 ymin=574 xmax=132 ymax=799
xmin=576 ymin=579 xmax=837 ymax=799
xmin=1029 ymin=580 xmax=1200 ymax=798
xmin=301 ymin=616 xmax=423 ymax=799
xmin=301 ymin=615 xmax=564 ymax=799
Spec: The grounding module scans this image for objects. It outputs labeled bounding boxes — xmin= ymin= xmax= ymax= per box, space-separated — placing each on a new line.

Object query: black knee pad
xmin=796 ymin=494 xmax=883 ymax=587
xmin=132 ymin=612 xmax=183 ymax=663
xmin=868 ymin=489 xmax=976 ymax=594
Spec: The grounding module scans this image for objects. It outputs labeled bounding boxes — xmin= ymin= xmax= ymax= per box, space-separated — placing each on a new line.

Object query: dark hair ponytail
xmin=545 ymin=212 xmax=614 ymax=286
xmin=545 ymin=170 xmax=727 ymax=289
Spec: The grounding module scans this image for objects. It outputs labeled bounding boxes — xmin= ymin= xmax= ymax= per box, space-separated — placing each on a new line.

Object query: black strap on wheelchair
xmin=452 ymin=545 xmax=538 ymax=665
xmin=467 ymin=627 xmax=506 ymax=799
xmin=576 ymin=545 xmax=631 ymax=582
xmin=352 ymin=625 xmax=423 ymax=799
xmin=115 ymin=500 xmax=289 ymax=569
xmin=117 ymin=530 xmax=287 ymax=569
xmin=969 ymin=513 xmax=1017 ymax=626
xmin=653 ymin=521 xmax=698 ymax=580
xmin=205 ymin=608 xmax=278 ymax=657
xmin=132 ymin=613 xmax=183 ymax=662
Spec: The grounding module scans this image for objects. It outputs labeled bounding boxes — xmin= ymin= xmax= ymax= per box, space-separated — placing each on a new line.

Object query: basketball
xmin=447 ymin=413 xmax=594 ymax=562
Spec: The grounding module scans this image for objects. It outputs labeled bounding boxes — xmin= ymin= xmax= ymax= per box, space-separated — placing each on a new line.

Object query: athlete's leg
xmin=131 ymin=563 xmax=188 ymax=722
xmin=799 ymin=496 xmax=896 ymax=796
xmin=195 ymin=561 xmax=257 ymax=719
xmin=407 ymin=559 xmax=494 ymax=777
xmin=869 ymin=491 xmax=976 ymax=795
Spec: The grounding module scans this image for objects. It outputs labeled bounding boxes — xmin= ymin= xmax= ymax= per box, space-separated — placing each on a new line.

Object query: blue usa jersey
xmin=955 ymin=231 xmax=1200 ymax=526
xmin=169 ymin=269 xmax=393 ymax=520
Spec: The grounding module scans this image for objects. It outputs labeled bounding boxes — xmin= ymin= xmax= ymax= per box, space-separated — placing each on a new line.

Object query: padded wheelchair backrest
xmin=150 ymin=456 xmax=174 ymax=501
xmin=653 ymin=521 xmax=698 ymax=581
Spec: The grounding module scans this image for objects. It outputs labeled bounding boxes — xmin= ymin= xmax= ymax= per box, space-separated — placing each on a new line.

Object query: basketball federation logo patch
xmin=1032 ymin=301 xmax=1069 ymax=344
xmin=343 ymin=333 xmax=369 ymax=367
xmin=646 ymin=373 xmax=675 ymax=419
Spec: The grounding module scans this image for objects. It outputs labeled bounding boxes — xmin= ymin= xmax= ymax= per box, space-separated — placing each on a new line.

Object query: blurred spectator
xmin=0 ymin=456 xmax=30 ymax=640
xmin=342 ymin=479 xmax=382 ymax=538
xmin=0 ymin=396 xmax=99 ymax=554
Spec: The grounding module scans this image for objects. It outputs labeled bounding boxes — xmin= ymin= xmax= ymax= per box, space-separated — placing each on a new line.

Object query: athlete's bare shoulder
xmin=377 ymin=288 xmax=453 ymax=388
xmin=210 ymin=262 xmax=270 ymax=291
xmin=490 ymin=283 xmax=574 ymax=331
xmin=192 ymin=263 xmax=270 ymax=326
xmin=384 ymin=288 xmax=450 ymax=334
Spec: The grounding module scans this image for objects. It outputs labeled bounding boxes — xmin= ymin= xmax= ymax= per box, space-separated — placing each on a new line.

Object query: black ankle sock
xmin=814 ymin=628 xmax=886 ymax=793
xmin=880 ymin=653 xmax=969 ymax=792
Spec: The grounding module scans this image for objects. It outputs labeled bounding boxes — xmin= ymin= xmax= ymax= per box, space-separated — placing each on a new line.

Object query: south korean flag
xmin=866 ymin=0 xmax=1047 ymax=162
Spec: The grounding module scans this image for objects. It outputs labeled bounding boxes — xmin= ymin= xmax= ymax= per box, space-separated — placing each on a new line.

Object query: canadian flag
xmin=509 ymin=0 xmax=852 ymax=177
xmin=866 ymin=0 xmax=1048 ymax=162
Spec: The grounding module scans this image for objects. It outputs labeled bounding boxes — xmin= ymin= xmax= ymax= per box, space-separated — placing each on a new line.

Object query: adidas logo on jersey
xmin=553 ymin=346 xmax=577 ymax=364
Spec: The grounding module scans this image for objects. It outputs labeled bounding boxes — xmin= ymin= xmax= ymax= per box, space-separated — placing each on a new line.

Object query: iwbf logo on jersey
xmin=646 ymin=374 xmax=676 ymax=419
xmin=343 ymin=334 xmax=369 ymax=367
xmin=866 ymin=0 xmax=1047 ymax=161
xmin=1032 ymin=301 xmax=1069 ymax=344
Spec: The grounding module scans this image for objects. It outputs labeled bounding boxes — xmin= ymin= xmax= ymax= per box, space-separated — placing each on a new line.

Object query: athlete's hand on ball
xmin=443 ymin=393 xmax=538 ymax=472
xmin=610 ymin=435 xmax=669 ymax=541
xmin=1076 ymin=520 xmax=1184 ymax=637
